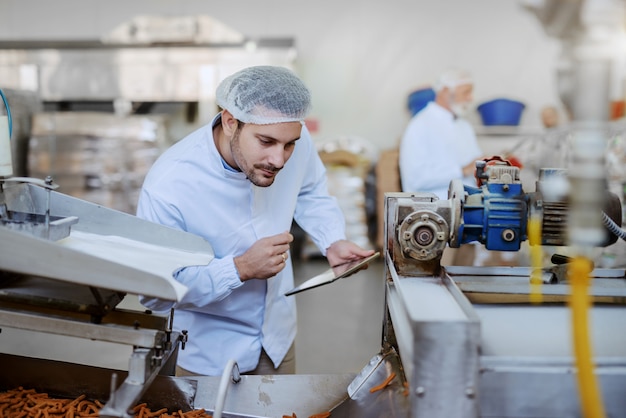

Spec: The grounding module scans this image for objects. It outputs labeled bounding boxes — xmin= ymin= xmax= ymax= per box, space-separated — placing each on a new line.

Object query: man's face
xmin=452 ymin=83 xmax=474 ymax=105
xmin=230 ymin=121 xmax=302 ymax=187
xmin=447 ymin=83 xmax=474 ymax=117
xmin=541 ymin=107 xmax=559 ymax=128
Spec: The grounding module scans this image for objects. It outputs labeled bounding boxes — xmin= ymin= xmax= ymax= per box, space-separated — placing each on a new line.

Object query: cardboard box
xmin=375 ymin=148 xmax=401 ymax=250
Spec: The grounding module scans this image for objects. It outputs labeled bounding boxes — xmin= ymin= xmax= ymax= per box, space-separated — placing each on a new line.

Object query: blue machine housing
xmin=460 ymin=182 xmax=528 ymax=251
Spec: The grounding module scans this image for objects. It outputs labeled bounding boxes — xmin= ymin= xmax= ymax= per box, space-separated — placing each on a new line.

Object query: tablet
xmin=285 ymin=251 xmax=380 ymax=296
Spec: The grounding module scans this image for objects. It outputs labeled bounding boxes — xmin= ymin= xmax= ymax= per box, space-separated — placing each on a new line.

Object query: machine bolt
xmin=181 ymin=330 xmax=189 ymax=350
xmin=152 ymin=345 xmax=163 ymax=367
xmin=502 ymin=229 xmax=515 ymax=242
xmin=465 ymin=387 xmax=476 ymax=398
xmin=415 ymin=386 xmax=425 ymax=397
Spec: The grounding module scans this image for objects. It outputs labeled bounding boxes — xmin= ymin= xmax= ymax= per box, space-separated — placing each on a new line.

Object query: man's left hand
xmin=326 ymin=240 xmax=376 ymax=267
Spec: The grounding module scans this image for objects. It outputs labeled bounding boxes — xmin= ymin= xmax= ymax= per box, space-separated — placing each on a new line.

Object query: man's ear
xmin=221 ymin=110 xmax=239 ymax=136
xmin=435 ymin=87 xmax=450 ymax=107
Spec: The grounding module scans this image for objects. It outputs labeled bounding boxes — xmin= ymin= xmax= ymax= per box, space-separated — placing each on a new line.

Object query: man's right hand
xmin=234 ymin=232 xmax=293 ymax=281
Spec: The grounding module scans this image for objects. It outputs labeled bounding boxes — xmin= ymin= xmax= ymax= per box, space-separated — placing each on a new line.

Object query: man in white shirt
xmin=399 ymin=69 xmax=483 ymax=199
xmin=137 ymin=66 xmax=374 ymax=376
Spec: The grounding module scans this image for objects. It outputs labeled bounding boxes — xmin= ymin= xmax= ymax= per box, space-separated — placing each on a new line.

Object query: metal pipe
xmin=212 ymin=359 xmax=240 ymax=418
xmin=109 ymin=373 xmax=118 ymax=410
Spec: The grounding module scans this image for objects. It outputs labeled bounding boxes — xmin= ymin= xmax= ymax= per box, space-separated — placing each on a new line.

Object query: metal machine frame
xmin=0 ymin=178 xmax=214 ymax=417
xmin=381 ymin=192 xmax=626 ymax=418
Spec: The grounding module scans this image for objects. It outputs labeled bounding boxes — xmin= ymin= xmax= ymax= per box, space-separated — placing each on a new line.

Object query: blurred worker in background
xmin=137 ymin=66 xmax=374 ymax=377
xmin=541 ymin=105 xmax=560 ymax=129
xmin=399 ymin=68 xmax=483 ymax=200
xmin=399 ymin=68 xmax=485 ymax=265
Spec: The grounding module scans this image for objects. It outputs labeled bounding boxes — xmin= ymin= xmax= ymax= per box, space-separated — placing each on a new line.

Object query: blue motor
xmin=392 ymin=161 xmax=622 ymax=265
xmin=459 ymin=159 xmax=528 ymax=251
xmin=455 ymin=162 xmax=622 ymax=251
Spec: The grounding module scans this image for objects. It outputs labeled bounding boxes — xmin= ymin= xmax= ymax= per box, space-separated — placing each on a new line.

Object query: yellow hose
xmin=528 ymin=215 xmax=542 ymax=304
xmin=569 ymin=256 xmax=605 ymax=418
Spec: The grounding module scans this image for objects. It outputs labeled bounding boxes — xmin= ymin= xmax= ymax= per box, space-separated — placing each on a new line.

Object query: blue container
xmin=477 ymin=98 xmax=525 ymax=126
xmin=407 ymin=88 xmax=435 ymax=116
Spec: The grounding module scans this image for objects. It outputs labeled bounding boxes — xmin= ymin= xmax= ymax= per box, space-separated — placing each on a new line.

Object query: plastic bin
xmin=407 ymin=88 xmax=435 ymax=116
xmin=477 ymin=98 xmax=525 ymax=126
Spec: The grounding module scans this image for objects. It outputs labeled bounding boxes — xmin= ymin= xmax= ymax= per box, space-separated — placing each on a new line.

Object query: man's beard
xmin=230 ymin=128 xmax=279 ymax=187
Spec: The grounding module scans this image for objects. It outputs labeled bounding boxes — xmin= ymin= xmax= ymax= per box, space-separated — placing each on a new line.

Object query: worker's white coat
xmin=399 ymin=101 xmax=482 ymax=199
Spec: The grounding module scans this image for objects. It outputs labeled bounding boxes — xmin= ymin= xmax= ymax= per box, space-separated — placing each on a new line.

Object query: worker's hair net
xmin=434 ymin=69 xmax=473 ymax=92
xmin=216 ymin=66 xmax=312 ymax=125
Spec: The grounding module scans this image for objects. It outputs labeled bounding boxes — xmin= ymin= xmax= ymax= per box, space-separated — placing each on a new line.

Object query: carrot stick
xmin=369 ymin=372 xmax=396 ymax=393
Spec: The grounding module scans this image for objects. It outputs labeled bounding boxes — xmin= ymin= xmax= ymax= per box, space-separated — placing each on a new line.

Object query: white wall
xmin=0 ymin=0 xmax=562 ymax=153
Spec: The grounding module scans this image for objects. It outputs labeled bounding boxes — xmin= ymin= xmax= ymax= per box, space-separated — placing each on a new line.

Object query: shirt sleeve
xmin=136 ymin=188 xmax=244 ymax=312
xmin=292 ymin=130 xmax=347 ymax=255
xmin=399 ymin=118 xmax=463 ymax=194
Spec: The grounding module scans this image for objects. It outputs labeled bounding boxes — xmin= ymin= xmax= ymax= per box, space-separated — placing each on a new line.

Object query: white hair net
xmin=433 ymin=68 xmax=473 ymax=92
xmin=216 ymin=66 xmax=312 ymax=125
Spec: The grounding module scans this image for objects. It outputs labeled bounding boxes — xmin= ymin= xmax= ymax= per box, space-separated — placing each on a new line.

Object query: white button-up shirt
xmin=399 ymin=101 xmax=482 ymax=199
xmin=136 ymin=114 xmax=346 ymax=375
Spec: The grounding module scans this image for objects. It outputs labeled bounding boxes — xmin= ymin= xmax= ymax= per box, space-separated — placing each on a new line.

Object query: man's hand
xmin=326 ymin=240 xmax=376 ymax=268
xmin=234 ymin=232 xmax=293 ymax=281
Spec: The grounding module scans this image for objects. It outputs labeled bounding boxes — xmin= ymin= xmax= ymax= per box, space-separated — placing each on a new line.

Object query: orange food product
xmin=369 ymin=372 xmax=396 ymax=393
xmin=0 ymin=388 xmax=214 ymax=418
xmin=402 ymin=381 xmax=409 ymax=397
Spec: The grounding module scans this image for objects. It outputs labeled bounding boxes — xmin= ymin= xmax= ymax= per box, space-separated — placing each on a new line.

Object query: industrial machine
xmin=377 ymin=161 xmax=626 ymax=417
xmin=0 ymin=171 xmax=220 ymax=416
xmin=0 ymin=85 xmax=219 ymax=416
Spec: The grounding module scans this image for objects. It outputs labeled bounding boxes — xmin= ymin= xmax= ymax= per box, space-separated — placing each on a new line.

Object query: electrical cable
xmin=0 ymin=89 xmax=12 ymax=138
xmin=602 ymin=211 xmax=626 ymax=241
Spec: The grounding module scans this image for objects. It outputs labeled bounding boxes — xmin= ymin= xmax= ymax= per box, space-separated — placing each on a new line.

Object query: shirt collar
xmin=428 ymin=101 xmax=456 ymax=121
xmin=210 ymin=114 xmax=240 ymax=173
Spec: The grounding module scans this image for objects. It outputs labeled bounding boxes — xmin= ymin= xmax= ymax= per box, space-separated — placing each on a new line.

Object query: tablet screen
xmin=330 ymin=252 xmax=381 ymax=279
xmin=285 ymin=251 xmax=380 ymax=296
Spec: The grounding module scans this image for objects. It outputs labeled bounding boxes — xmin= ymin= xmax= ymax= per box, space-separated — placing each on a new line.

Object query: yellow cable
xmin=570 ymin=256 xmax=605 ymax=418
xmin=528 ymin=215 xmax=542 ymax=304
